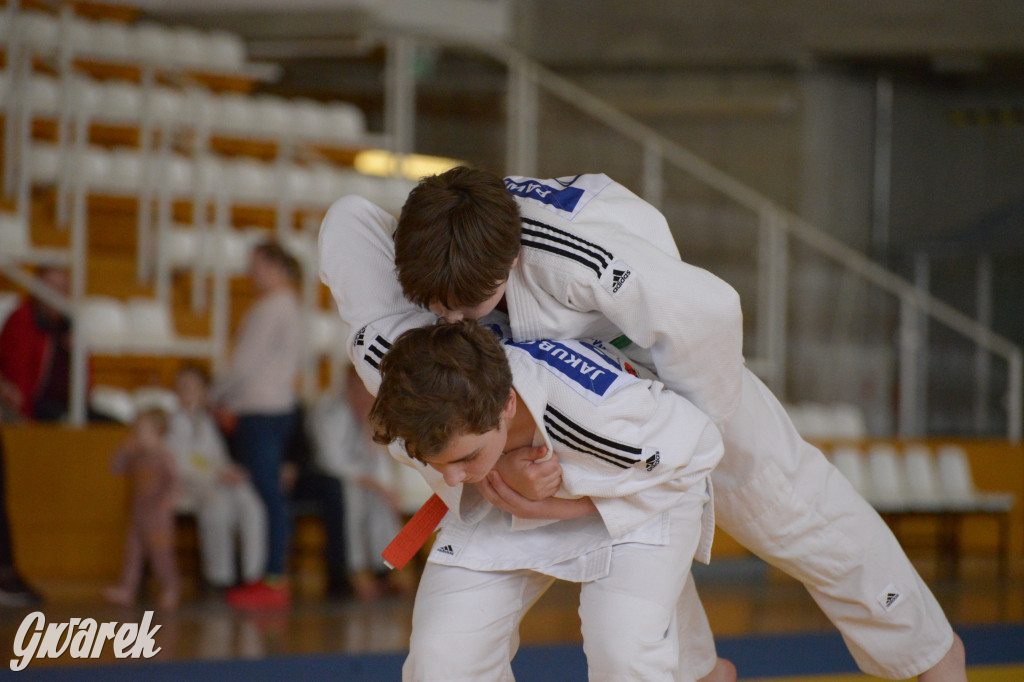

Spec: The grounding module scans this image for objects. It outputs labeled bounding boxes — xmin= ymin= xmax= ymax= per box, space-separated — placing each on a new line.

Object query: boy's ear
xmin=502 ymin=389 xmax=517 ymax=420
xmin=510 ymin=254 xmax=520 ymax=270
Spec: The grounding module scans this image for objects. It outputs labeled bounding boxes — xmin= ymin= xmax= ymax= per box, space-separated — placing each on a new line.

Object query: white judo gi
xmin=320 ymin=183 xmax=956 ymax=680
xmin=504 ymin=173 xmax=955 ymax=679
xmin=320 ymin=198 xmax=724 ymax=681
xmin=166 ymin=410 xmax=267 ymax=587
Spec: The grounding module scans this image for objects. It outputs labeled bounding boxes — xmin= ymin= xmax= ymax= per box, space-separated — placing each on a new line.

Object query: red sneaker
xmin=225 ymin=580 xmax=291 ymax=610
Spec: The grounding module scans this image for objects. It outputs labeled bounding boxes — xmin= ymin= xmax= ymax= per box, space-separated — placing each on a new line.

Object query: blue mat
xmin=15 ymin=622 xmax=1023 ymax=681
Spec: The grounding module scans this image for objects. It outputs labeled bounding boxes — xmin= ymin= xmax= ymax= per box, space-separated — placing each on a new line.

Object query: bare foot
xmin=918 ymin=634 xmax=966 ymax=682
xmin=699 ymin=658 xmax=737 ymax=682
xmin=102 ymin=586 xmax=136 ymax=607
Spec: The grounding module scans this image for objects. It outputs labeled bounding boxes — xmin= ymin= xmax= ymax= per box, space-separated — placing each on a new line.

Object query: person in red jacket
xmin=0 ymin=267 xmax=72 ymax=422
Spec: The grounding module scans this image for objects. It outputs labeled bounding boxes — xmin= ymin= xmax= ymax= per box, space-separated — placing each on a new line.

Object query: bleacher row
xmin=1 ymin=0 xmax=420 ymax=406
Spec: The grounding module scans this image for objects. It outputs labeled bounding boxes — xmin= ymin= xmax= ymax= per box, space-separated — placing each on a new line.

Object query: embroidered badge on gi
xmin=645 ymin=452 xmax=661 ymax=472
xmin=603 ymin=259 xmax=635 ymax=296
xmin=611 ymin=268 xmax=631 ymax=293
xmin=876 ymin=584 xmax=903 ymax=611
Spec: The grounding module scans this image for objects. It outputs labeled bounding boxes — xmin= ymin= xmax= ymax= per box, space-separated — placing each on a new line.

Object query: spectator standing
xmin=213 ymin=242 xmax=304 ymax=609
xmin=0 ymin=424 xmax=43 ymax=606
xmin=0 ymin=266 xmax=72 ymax=421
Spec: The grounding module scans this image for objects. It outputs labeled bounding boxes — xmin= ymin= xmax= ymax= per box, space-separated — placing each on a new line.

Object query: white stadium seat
xmin=253 ymin=95 xmax=292 ymax=136
xmin=126 ymin=298 xmax=175 ymax=350
xmin=132 ymin=386 xmax=179 ymax=415
xmin=216 ymin=92 xmax=260 ymax=133
xmin=323 ymin=102 xmax=366 ymax=141
xmin=28 ymin=74 xmax=60 ymax=114
xmin=157 ymin=153 xmax=195 ymax=196
xmin=17 ymin=12 xmax=59 ymax=52
xmin=285 ymin=165 xmax=318 ymax=204
xmin=91 ymin=20 xmax=132 ymax=61
xmin=29 ymin=143 xmax=60 ymax=184
xmin=194 ymin=156 xmax=226 ymax=194
xmin=79 ymin=296 xmax=129 ymax=352
xmin=89 ymin=386 xmax=136 ymax=423
xmin=867 ymin=443 xmax=907 ymax=510
xmin=65 ymin=17 xmax=94 ymax=55
xmin=68 ymin=76 xmax=104 ymax=114
xmin=935 ymin=445 xmax=980 ymax=504
xmin=106 ymin=148 xmax=143 ymax=192
xmin=0 ymin=212 xmax=30 ymax=259
xmin=227 ymin=159 xmax=276 ymax=201
xmin=170 ymin=26 xmax=209 ymax=68
xmin=293 ymin=98 xmax=331 ymax=140
xmin=308 ymin=311 xmax=348 ymax=358
xmin=150 ymin=86 xmax=188 ymax=123
xmin=830 ymin=446 xmax=870 ymax=498
xmin=101 ymin=80 xmax=143 ymax=121
xmin=160 ymin=226 xmax=200 ymax=268
xmin=205 ymin=31 xmax=247 ymax=71
xmin=935 ymin=444 xmax=1016 ymax=513
xmin=902 ymin=444 xmax=943 ymax=507
xmin=130 ymin=22 xmax=175 ymax=64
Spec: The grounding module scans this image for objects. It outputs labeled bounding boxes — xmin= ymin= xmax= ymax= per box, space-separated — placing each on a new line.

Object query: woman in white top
xmin=212 ymin=241 xmax=303 ymax=607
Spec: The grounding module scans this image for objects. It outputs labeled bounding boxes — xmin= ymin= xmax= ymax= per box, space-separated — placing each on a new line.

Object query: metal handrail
xmin=471 ymin=40 xmax=1023 ymax=441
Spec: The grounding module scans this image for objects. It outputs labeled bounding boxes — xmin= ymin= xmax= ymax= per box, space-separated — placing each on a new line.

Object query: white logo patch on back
xmin=603 ymin=260 xmax=635 ymax=296
xmin=876 ymin=584 xmax=903 ymax=612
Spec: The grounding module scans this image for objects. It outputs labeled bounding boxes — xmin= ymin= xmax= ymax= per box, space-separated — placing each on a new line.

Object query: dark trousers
xmin=233 ymin=412 xmax=296 ymax=577
xmin=292 ymin=472 xmax=349 ymax=587
xmin=0 ymin=432 xmax=14 ymax=569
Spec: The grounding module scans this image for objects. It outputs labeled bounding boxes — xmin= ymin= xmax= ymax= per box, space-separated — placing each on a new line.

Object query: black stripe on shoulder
xmin=544 ymin=416 xmax=636 ymax=465
xmin=364 ymin=354 xmax=380 ymax=370
xmin=374 ymin=335 xmax=392 ymax=349
xmin=367 ymin=344 xmax=385 ymax=359
xmin=521 ymin=238 xmax=602 ymax=278
xmin=522 ymin=226 xmax=608 ymax=270
xmin=546 ymin=405 xmax=643 ymax=456
xmin=547 ymin=429 xmax=629 ymax=469
xmin=521 ymin=217 xmax=614 ymax=262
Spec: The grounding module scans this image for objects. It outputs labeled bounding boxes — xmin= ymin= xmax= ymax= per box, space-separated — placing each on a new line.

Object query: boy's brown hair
xmin=395 ymin=166 xmax=521 ymax=309
xmin=369 ymin=321 xmax=512 ymax=461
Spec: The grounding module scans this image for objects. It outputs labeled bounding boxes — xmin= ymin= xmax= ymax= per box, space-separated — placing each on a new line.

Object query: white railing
xmin=380 ymin=33 xmax=1023 ymax=442
xmin=2 ymin=0 xmax=348 ymax=424
xmin=4 ymin=6 xmax=1020 ymax=439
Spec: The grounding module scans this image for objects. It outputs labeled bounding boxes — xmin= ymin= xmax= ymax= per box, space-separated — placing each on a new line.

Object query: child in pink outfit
xmin=103 ymin=408 xmax=181 ymax=610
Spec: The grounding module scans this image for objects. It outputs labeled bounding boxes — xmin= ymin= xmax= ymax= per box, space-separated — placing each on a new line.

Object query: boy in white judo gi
xmin=318 ymin=165 xmax=965 ymax=680
xmin=383 ymin=166 xmax=965 ymax=682
xmin=370 ymin=320 xmax=724 ymax=681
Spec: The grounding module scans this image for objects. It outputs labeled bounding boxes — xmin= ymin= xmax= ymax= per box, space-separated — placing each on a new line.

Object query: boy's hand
xmin=492 ymin=445 xmax=561 ymax=501
xmin=477 ymin=471 xmax=596 ymax=521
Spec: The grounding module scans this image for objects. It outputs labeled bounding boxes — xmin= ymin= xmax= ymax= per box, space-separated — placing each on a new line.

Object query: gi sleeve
xmin=559 ymin=230 xmax=744 ymax=428
xmin=552 ymin=378 xmax=724 ymax=539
